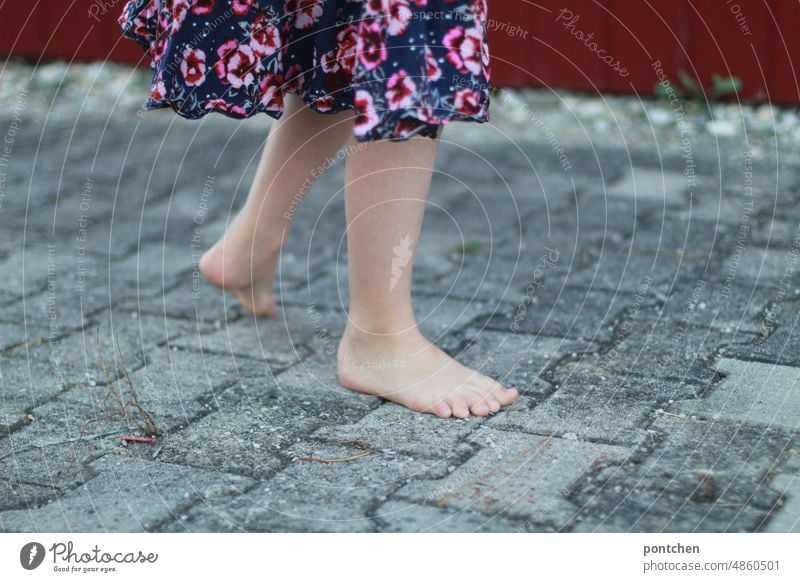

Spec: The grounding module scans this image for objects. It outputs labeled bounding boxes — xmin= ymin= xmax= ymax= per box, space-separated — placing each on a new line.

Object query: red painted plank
xmin=0 ymin=2 xmax=48 ymax=61
xmin=43 ymin=0 xmax=111 ymax=62
xmin=685 ymin=0 xmax=772 ymax=101
xmin=769 ymin=0 xmax=800 ymax=103
xmin=533 ymin=0 xmax=613 ymax=92
xmin=606 ymin=0 xmax=683 ymax=94
xmin=486 ymin=1 xmax=542 ymax=87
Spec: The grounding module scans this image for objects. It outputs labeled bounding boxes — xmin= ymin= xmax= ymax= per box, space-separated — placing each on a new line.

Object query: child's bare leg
xmin=199 ymin=94 xmax=354 ymax=315
xmin=336 ymin=133 xmax=519 ymax=418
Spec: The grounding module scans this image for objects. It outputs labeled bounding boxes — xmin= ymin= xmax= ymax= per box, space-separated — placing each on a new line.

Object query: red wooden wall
xmin=1 ymin=0 xmax=799 ymax=103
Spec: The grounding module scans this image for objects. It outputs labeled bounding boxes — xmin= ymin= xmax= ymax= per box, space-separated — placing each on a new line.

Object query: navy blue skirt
xmin=118 ymin=0 xmax=492 ymax=141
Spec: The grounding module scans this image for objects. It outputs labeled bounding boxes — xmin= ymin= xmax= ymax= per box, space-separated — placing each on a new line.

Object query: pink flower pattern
xmin=119 ymin=0 xmax=490 ymax=141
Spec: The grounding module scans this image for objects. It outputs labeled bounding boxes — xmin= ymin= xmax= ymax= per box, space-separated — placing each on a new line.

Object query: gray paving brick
xmin=373 ymin=500 xmax=526 ymax=532
xmin=160 ymin=442 xmax=437 ymax=532
xmin=485 ymin=286 xmax=655 ymax=344
xmin=0 ymin=477 xmax=60 ymax=512
xmin=671 ymin=358 xmax=800 ymax=431
xmin=394 ymin=429 xmax=630 ymax=526
xmin=568 ymin=416 xmax=790 ymax=532
xmin=765 ymin=473 xmax=800 ymax=532
xmin=0 ymin=455 xmax=252 ymax=532
xmin=490 ymin=371 xmax=691 ymax=446
xmin=154 ymin=365 xmax=377 ymax=479
xmin=572 ymin=319 xmax=757 ymax=384
xmin=452 ymin=330 xmax=590 ymax=399
xmin=604 ymin=167 xmax=688 ymax=205
xmin=170 ymin=304 xmax=323 ymax=369
xmin=312 ymin=402 xmax=482 ymax=458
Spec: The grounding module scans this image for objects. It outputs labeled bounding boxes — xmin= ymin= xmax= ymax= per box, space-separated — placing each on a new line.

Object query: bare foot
xmin=336 ymin=325 xmax=519 ymax=418
xmin=198 ymin=209 xmax=282 ymax=316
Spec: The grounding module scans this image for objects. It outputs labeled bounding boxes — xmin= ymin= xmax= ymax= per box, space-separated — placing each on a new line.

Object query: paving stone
xmin=724 ymin=294 xmax=800 ymax=366
xmin=671 ymin=358 xmax=800 ymax=431
xmin=0 ymin=455 xmax=252 ymax=532
xmin=0 ymin=478 xmax=59 ymax=511
xmin=555 ymin=246 xmax=687 ymax=295
xmin=312 ymin=402 xmax=482 ymax=458
xmin=373 ymin=500 xmax=527 ymax=532
xmin=155 ymin=363 xmax=377 ymax=479
xmin=764 ymin=473 xmax=800 ymax=532
xmin=604 ymin=167 xmax=688 ymax=205
xmin=0 ymin=321 xmax=43 ymax=353
xmin=433 ymin=248 xmax=554 ymax=305
xmin=160 ymin=442 xmax=437 ymax=532
xmin=490 ymin=371 xmax=692 ymax=446
xmin=568 ymin=416 xmax=789 ymax=532
xmin=394 ymin=429 xmax=630 ymax=526
xmin=653 ymin=276 xmax=779 ymax=334
xmin=725 ymin=246 xmax=800 ymax=283
xmin=628 ymin=215 xmax=733 ymax=264
xmin=454 ymin=330 xmax=589 ymax=395
xmin=484 ymin=286 xmax=652 ymax=344
xmin=15 ymin=310 xmax=214 ymax=387
xmin=54 ymin=344 xmax=265 ymax=434
xmin=1 ymin=312 xmax=214 ymax=433
xmin=170 ymin=304 xmax=323 ymax=369
xmin=572 ymin=318 xmax=757 ymax=384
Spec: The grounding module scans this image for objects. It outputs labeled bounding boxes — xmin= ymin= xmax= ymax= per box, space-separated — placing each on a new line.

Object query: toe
xmin=469 ymin=398 xmax=491 ymax=416
xmin=447 ymin=397 xmax=470 ymax=419
xmin=494 ymin=385 xmax=519 ymax=406
xmin=430 ymin=400 xmax=452 ymax=418
xmin=486 ymin=397 xmax=501 ymax=413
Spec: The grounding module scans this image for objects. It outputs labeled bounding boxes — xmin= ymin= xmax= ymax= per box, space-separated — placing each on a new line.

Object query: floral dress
xmin=118 ymin=0 xmax=491 ymax=141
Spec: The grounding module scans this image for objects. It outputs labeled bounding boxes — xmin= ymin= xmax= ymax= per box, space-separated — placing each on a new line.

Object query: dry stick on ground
xmin=295 ymin=440 xmax=378 ymax=463
xmin=114 ymin=332 xmax=162 ymax=437
xmin=96 ymin=327 xmax=127 ymax=415
xmin=295 ymin=451 xmax=372 ymax=463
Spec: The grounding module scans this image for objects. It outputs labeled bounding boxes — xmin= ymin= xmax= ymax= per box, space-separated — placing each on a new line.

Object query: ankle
xmin=341 ymin=318 xmax=423 ymax=348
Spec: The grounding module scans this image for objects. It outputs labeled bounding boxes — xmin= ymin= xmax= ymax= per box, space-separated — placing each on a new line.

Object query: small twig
xmin=121 ymin=436 xmax=157 ymax=444
xmin=659 ymin=411 xmax=687 ymax=419
xmin=295 ymin=451 xmax=371 ymax=463
xmin=96 ymin=327 xmax=126 ymax=415
xmin=115 ymin=333 xmax=161 ymax=437
xmin=0 ymin=430 xmax=129 ymax=460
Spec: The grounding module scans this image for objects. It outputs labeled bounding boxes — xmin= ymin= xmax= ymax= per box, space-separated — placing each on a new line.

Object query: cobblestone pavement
xmin=1 ymin=90 xmax=800 ymax=532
